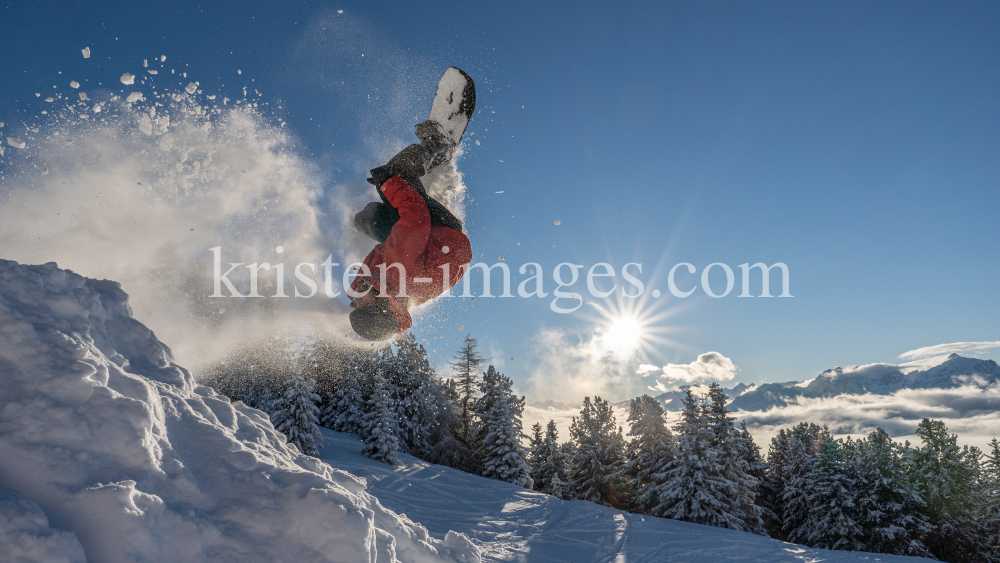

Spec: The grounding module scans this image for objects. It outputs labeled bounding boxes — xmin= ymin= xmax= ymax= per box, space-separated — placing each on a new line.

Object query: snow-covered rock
xmin=0 ymin=259 xmax=478 ymax=563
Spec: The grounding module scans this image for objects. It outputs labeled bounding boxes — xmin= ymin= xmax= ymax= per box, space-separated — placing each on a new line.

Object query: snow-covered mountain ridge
xmin=654 ymin=354 xmax=1000 ymax=412
xmin=0 ymin=260 xmax=477 ymax=563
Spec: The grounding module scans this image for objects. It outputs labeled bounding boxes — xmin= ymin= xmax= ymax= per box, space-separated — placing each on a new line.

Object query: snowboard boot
xmin=414 ymin=119 xmax=457 ymax=171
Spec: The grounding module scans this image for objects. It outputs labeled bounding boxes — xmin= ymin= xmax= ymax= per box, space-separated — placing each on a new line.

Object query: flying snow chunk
xmin=554 ymin=219 xmax=561 ymax=225
xmin=78 ymin=92 xmax=88 ymax=101
xmin=185 ymin=82 xmax=197 ymax=94
xmin=125 ymin=92 xmax=144 ymax=103
xmin=160 ymin=55 xmax=166 ymax=62
xmin=41 ymin=165 xmax=49 ymax=175
xmin=120 ymin=73 xmax=135 ymax=85
xmin=70 ymin=81 xmax=80 ymax=89
xmin=338 ymin=9 xmax=343 ymax=13
xmin=7 ymin=137 xmax=26 ymax=149
xmin=82 ymin=46 xmax=90 ymax=58
xmin=138 ymin=116 xmax=153 ymax=135
xmin=45 ymin=97 xmax=54 ymax=102
xmin=148 ymin=70 xmax=158 ymax=75
xmin=237 ymin=69 xmax=242 ymax=75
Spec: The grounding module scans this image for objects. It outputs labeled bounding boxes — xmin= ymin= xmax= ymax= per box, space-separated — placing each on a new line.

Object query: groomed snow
xmin=0 ymin=260 xmax=478 ymax=563
xmin=319 ymin=430 xmax=932 ymax=563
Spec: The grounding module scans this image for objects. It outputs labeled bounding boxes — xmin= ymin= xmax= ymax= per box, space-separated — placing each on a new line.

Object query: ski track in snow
xmin=320 ymin=430 xmax=932 ymax=563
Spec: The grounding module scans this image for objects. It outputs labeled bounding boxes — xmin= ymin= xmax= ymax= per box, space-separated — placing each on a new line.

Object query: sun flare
xmin=601 ymin=316 xmax=643 ymax=355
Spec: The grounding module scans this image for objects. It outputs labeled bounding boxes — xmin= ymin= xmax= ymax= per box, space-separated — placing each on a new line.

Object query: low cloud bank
xmin=737 ymin=383 xmax=1000 ymax=451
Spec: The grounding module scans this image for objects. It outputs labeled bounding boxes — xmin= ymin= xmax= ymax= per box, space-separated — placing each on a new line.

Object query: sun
xmin=583 ymin=284 xmax=686 ymax=363
xmin=601 ymin=316 xmax=643 ymax=355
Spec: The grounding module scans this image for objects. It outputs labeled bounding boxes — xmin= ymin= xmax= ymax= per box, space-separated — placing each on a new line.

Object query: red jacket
xmin=350 ymin=175 xmax=472 ymax=332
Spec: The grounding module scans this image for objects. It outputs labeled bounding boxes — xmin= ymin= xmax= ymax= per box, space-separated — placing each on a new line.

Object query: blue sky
xmin=2 ymin=1 xmax=998 ymax=401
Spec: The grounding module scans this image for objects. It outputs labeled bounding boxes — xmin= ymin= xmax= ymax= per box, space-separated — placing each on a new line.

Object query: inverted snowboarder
xmin=349 ymin=67 xmax=475 ymax=340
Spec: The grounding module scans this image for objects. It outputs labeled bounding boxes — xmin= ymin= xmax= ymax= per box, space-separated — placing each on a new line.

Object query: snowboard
xmin=417 ymin=67 xmax=476 ymax=170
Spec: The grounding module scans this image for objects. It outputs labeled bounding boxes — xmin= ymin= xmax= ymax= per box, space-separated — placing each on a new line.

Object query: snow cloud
xmin=899 ymin=341 xmax=1000 ymax=360
xmin=0 ymin=88 xmax=359 ymax=370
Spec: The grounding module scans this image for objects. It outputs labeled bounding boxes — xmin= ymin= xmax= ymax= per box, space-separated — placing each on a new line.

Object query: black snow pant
xmin=354 ymin=144 xmax=463 ymax=243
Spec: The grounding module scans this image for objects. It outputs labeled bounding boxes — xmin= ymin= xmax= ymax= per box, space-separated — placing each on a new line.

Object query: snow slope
xmin=0 ymin=260 xmax=477 ymax=563
xmin=319 ymin=430 xmax=932 ymax=563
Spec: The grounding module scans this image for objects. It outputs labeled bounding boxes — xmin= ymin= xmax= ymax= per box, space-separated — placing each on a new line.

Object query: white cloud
xmin=658 ymin=352 xmax=737 ymax=384
xmin=899 ymin=341 xmax=1000 ymax=360
xmin=636 ymin=364 xmax=660 ymax=376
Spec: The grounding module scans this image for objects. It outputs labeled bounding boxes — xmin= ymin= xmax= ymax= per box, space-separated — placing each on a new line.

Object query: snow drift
xmin=0 ymin=259 xmax=478 ymax=563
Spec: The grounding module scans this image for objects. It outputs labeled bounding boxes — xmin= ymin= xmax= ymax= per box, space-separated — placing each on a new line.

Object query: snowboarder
xmin=349 ymin=121 xmax=472 ymax=340
xmin=349 ymin=68 xmax=476 ymax=341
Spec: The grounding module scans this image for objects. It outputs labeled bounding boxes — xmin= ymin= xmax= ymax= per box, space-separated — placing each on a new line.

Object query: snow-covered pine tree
xmin=472 ymin=365 xmax=531 ymax=487
xmin=322 ymin=354 xmax=367 ymax=435
xmin=560 ymin=441 xmax=578 ymax=499
xmin=803 ymin=438 xmax=865 ymax=551
xmin=271 ymin=376 xmax=324 ymax=456
xmin=985 ymin=438 xmax=1000 ymax=493
xmin=912 ymin=418 xmax=994 ymax=562
xmin=421 ymin=373 xmax=475 ymax=471
xmin=450 ymin=335 xmax=485 ymax=446
xmin=706 ymin=383 xmax=766 ymax=535
xmin=985 ymin=438 xmax=1000 ymax=552
xmin=622 ymin=394 xmax=674 ymax=513
xmin=650 ymin=387 xmax=744 ymax=530
xmin=781 ymin=423 xmax=827 ymax=543
xmin=360 ymin=371 xmax=401 ymax=466
xmin=853 ymin=428 xmax=932 ymax=557
xmin=734 ymin=418 xmax=773 ymax=534
xmin=762 ymin=427 xmax=793 ymax=538
xmin=528 ymin=422 xmax=545 ymax=486
xmin=568 ymin=397 xmax=627 ymax=507
xmin=385 ymin=334 xmax=438 ymax=455
xmin=533 ymin=420 xmax=567 ymax=498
